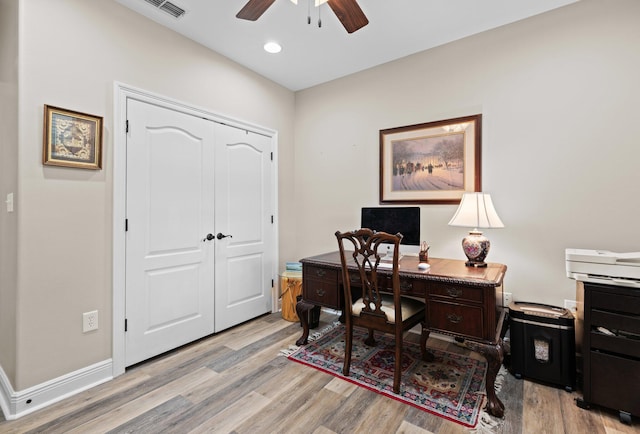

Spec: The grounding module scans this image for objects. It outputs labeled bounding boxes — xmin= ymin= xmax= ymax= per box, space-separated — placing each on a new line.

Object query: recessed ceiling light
xmin=264 ymin=42 xmax=282 ymax=54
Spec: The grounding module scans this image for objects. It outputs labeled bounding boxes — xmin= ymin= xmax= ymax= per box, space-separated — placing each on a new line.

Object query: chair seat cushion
xmin=352 ymin=294 xmax=424 ymax=323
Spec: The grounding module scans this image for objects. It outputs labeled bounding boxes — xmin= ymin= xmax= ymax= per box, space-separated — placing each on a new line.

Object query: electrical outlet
xmin=503 ymin=292 xmax=513 ymax=307
xmin=564 ymin=299 xmax=577 ymax=313
xmin=83 ymin=310 xmax=98 ymax=333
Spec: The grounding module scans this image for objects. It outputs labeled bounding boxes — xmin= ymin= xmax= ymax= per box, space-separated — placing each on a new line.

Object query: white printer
xmin=566 ymin=248 xmax=640 ymax=288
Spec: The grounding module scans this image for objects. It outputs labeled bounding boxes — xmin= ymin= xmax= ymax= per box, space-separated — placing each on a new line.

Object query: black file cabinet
xmin=577 ymin=283 xmax=640 ymax=424
xmin=509 ymin=302 xmax=576 ymax=391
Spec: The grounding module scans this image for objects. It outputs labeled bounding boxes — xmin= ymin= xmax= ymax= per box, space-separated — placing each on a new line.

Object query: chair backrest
xmin=335 ymin=228 xmax=403 ymax=323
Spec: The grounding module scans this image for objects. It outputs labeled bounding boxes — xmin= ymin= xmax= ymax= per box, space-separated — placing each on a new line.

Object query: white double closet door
xmin=124 ymin=99 xmax=274 ymax=367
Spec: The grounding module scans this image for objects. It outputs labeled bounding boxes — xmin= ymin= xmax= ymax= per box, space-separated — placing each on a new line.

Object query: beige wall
xmin=2 ymin=0 xmax=639 ymax=400
xmin=5 ymin=0 xmax=295 ymax=391
xmin=293 ymin=0 xmax=640 ymax=306
xmin=0 ymin=0 xmax=19 ymax=385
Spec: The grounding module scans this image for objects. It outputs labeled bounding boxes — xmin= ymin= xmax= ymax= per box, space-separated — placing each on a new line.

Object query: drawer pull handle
xmin=447 ymin=314 xmax=463 ymax=324
xmin=446 ymin=287 xmax=463 ymax=298
xmin=400 ymin=281 xmax=413 ymax=291
xmin=315 ymin=288 xmax=325 ymax=297
xmin=315 ymin=269 xmax=327 ymax=278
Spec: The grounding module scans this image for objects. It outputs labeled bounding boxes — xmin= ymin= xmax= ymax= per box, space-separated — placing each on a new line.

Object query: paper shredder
xmin=509 ymin=301 xmax=576 ymax=391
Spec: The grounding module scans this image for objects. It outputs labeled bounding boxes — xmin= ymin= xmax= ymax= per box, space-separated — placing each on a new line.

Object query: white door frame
xmin=112 ymin=82 xmax=279 ymax=376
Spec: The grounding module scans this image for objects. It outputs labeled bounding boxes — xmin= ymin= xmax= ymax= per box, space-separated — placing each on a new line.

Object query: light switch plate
xmin=6 ymin=193 xmax=13 ymax=213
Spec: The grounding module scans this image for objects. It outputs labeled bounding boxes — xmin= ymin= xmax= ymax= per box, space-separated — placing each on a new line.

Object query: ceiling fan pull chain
xmin=307 ymin=0 xmax=311 ymax=24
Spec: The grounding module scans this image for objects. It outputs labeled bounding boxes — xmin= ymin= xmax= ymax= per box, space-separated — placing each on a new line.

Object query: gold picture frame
xmin=379 ymin=114 xmax=481 ymax=204
xmin=43 ymin=105 xmax=103 ymax=170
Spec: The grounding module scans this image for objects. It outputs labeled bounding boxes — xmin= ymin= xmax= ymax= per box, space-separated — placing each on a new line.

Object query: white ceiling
xmin=115 ymin=0 xmax=578 ymax=91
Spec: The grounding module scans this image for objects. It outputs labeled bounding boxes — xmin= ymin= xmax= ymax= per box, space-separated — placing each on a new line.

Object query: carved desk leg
xmin=295 ymin=298 xmax=315 ymax=346
xmin=465 ymin=339 xmax=505 ymax=418
xmin=420 ymin=322 xmax=435 ymax=362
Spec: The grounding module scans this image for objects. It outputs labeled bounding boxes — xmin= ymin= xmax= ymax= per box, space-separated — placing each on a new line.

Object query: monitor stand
xmin=380 ymin=244 xmax=403 ymax=262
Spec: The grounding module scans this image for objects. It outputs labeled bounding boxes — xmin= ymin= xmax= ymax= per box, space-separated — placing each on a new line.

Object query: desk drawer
xmin=305 ymin=277 xmax=340 ymax=307
xmin=399 ymin=278 xmax=426 ymax=296
xmin=303 ymin=265 xmax=340 ymax=307
xmin=306 ymin=266 xmax=338 ymax=282
xmin=591 ymin=309 xmax=640 ymax=335
xmin=302 ymin=279 xmax=342 ymax=309
xmin=591 ymin=290 xmax=640 ymax=315
xmin=427 ymin=300 xmax=485 ymax=339
xmin=589 ymin=351 xmax=640 ymax=416
xmin=590 ymin=331 xmax=640 ymax=358
xmin=381 ymin=276 xmax=426 ymax=296
xmin=429 ymin=282 xmax=483 ymax=303
xmin=348 ymin=272 xmax=426 ymax=297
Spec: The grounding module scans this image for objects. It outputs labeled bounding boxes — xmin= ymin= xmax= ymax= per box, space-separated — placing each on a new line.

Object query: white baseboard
xmin=0 ymin=359 xmax=113 ymax=420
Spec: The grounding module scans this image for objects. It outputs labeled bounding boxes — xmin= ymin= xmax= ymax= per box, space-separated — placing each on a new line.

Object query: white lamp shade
xmin=448 ymin=193 xmax=504 ymax=229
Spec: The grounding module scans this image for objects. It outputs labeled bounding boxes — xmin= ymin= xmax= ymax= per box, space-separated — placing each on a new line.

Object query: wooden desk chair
xmin=335 ymin=228 xmax=426 ymax=394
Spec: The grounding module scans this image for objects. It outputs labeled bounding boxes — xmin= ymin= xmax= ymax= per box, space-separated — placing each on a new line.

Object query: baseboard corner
xmin=1 ymin=359 xmax=113 ymax=420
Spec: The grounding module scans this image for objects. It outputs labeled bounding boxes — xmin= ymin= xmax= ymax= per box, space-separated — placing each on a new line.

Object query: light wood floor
xmin=0 ymin=312 xmax=637 ymax=434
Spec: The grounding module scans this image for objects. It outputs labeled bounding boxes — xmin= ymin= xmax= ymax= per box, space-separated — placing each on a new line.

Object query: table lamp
xmin=448 ymin=193 xmax=504 ymax=267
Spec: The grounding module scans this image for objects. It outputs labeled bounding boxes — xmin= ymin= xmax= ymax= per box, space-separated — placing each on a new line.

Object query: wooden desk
xmin=295 ymin=251 xmax=508 ymax=418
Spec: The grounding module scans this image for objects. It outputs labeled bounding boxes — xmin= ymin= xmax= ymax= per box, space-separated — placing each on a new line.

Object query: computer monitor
xmin=360 ymin=207 xmax=421 ymax=256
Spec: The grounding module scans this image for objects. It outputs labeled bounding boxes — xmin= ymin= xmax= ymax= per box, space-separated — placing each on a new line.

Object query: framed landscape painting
xmin=43 ymin=105 xmax=103 ymax=170
xmin=379 ymin=114 xmax=481 ymax=204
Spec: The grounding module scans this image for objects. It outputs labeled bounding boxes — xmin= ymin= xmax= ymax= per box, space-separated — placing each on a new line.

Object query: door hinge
xmin=271 ymin=215 xmax=274 ymax=224
xmin=125 ymin=219 xmax=128 ymax=231
xmin=271 ymin=279 xmax=274 ymax=287
xmin=126 ymin=120 xmax=129 ymax=133
xmin=125 ymin=319 xmax=128 ymax=332
xmin=270 ymin=152 xmax=273 ymax=161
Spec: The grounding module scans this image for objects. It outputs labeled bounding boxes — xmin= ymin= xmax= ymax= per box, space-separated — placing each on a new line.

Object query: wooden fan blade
xmin=236 ymin=0 xmax=276 ymax=21
xmin=327 ymin=0 xmax=369 ymax=33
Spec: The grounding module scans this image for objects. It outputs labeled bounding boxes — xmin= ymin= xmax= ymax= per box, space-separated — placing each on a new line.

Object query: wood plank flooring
xmin=0 ymin=312 xmax=637 ymax=433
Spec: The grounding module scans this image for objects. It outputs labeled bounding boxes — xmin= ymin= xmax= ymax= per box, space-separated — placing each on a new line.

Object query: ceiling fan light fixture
xmin=290 ymin=0 xmax=328 ymax=6
xmin=264 ymin=41 xmax=282 ymax=53
xmin=238 ymin=0 xmax=368 ymax=34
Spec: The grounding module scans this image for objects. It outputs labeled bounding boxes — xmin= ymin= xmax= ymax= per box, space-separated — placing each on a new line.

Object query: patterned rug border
xmin=284 ymin=322 xmax=490 ymax=429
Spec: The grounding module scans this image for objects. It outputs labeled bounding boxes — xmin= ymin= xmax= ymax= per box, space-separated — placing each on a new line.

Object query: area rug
xmin=285 ymin=323 xmax=488 ymax=428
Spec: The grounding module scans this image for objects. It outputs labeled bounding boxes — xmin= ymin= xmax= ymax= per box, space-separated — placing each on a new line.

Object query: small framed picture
xmin=43 ymin=105 xmax=103 ymax=170
xmin=379 ymin=114 xmax=481 ymax=204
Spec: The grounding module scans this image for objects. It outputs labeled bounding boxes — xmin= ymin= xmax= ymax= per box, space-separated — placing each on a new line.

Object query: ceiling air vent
xmin=142 ymin=0 xmax=186 ymax=19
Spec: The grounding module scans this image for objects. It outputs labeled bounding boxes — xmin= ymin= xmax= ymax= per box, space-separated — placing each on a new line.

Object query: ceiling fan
xmin=236 ymin=0 xmax=369 ymax=34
